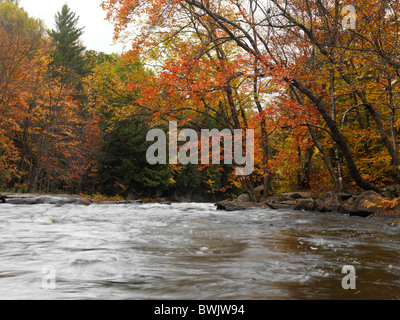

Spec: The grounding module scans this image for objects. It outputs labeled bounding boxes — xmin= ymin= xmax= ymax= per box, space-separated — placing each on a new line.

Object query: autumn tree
xmin=102 ymin=0 xmax=400 ymax=194
xmin=0 ymin=0 xmax=45 ymax=189
xmin=102 ymin=0 xmax=285 ymax=200
xmin=84 ymin=51 xmax=237 ymax=199
xmin=0 ymin=1 xmax=100 ymax=193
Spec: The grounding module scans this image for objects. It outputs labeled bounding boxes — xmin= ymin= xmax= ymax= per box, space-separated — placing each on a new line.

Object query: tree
xmin=48 ymin=4 xmax=89 ymax=85
xmin=84 ymin=54 xmax=174 ymax=197
xmin=98 ymin=117 xmax=174 ymax=197
xmin=102 ymin=0 xmax=400 ymax=193
xmin=0 ymin=1 xmax=101 ymax=193
xmin=0 ymin=0 xmax=45 ymax=189
xmin=102 ymin=2 xmax=281 ymax=200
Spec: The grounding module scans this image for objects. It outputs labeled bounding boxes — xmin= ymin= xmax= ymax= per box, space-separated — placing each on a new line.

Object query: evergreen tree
xmin=48 ymin=4 xmax=89 ymax=85
xmin=98 ymin=118 xmax=174 ymax=198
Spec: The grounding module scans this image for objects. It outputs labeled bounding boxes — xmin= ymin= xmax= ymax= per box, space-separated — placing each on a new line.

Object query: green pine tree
xmin=98 ymin=117 xmax=174 ymax=198
xmin=48 ymin=4 xmax=90 ymax=85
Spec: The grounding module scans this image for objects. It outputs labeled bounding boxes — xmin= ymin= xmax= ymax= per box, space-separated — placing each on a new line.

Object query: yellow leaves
xmin=0 ymin=130 xmax=20 ymax=186
xmin=229 ymin=176 xmax=243 ymax=189
xmin=204 ymin=179 xmax=215 ymax=188
xmin=364 ymin=196 xmax=400 ymax=212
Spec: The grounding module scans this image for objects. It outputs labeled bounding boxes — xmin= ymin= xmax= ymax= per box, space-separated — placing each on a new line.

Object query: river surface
xmin=0 ymin=202 xmax=399 ymax=300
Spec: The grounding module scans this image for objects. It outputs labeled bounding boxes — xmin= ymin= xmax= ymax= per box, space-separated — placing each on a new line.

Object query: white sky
xmin=19 ymin=0 xmax=128 ymax=54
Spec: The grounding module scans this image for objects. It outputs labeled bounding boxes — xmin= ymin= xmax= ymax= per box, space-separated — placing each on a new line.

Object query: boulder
xmin=278 ymin=192 xmax=312 ymax=201
xmin=384 ymin=185 xmax=400 ymax=197
xmin=270 ymin=201 xmax=298 ymax=210
xmin=339 ymin=196 xmax=357 ymax=214
xmin=338 ymin=193 xmax=354 ymax=201
xmin=314 ymin=191 xmax=343 ymax=212
xmin=262 ymin=196 xmax=280 ymax=205
xmin=235 ymin=194 xmax=251 ymax=203
xmin=348 ymin=191 xmax=383 ymax=217
xmin=262 ymin=196 xmax=279 ymax=208
xmin=294 ymin=198 xmax=316 ymax=211
xmin=216 ymin=200 xmax=265 ymax=211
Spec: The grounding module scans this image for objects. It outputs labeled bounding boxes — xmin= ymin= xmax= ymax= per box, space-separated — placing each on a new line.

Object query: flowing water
xmin=0 ymin=202 xmax=399 ymax=300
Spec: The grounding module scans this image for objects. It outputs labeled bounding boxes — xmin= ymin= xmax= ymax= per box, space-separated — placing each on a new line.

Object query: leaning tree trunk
xmin=292 ymin=79 xmax=382 ymax=193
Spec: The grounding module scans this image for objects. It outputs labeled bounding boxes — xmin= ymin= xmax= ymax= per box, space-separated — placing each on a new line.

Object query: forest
xmin=1 ymin=0 xmax=400 ymax=203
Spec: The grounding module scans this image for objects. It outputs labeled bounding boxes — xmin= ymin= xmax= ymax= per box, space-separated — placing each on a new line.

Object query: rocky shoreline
xmin=216 ymin=190 xmax=400 ymax=219
xmin=0 ymin=193 xmax=93 ymax=205
xmin=0 ymin=193 xmax=155 ymax=206
xmin=1 ymin=190 xmax=399 ymax=221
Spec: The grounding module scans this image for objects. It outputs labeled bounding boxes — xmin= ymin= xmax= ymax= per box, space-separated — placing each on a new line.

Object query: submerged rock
xmin=94 ymin=200 xmax=144 ymax=205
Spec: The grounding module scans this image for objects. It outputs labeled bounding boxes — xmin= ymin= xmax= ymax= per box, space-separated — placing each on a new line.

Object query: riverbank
xmin=215 ymin=190 xmax=400 ymax=219
xmin=0 ymin=193 xmax=93 ymax=205
xmin=1 ymin=190 xmax=400 ymax=222
xmin=0 ymin=193 xmax=168 ymax=206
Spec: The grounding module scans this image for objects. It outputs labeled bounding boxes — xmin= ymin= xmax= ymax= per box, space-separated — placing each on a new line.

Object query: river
xmin=0 ymin=202 xmax=399 ymax=300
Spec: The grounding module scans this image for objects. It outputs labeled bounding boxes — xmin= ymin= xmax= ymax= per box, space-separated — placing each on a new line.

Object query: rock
xmin=152 ymin=198 xmax=172 ymax=205
xmin=261 ymin=197 xmax=293 ymax=210
xmin=338 ymin=193 xmax=354 ymax=201
xmin=157 ymin=200 xmax=172 ymax=205
xmin=262 ymin=196 xmax=279 ymax=208
xmin=294 ymin=198 xmax=315 ymax=211
xmin=260 ymin=195 xmax=299 ymax=210
xmin=384 ymin=185 xmax=400 ymax=196
xmin=348 ymin=191 xmax=383 ymax=217
xmin=96 ymin=200 xmax=143 ymax=205
xmin=235 ymin=194 xmax=251 ymax=203
xmin=339 ymin=196 xmax=356 ymax=214
xmin=262 ymin=196 xmax=280 ymax=205
xmin=278 ymin=192 xmax=312 ymax=201
xmin=216 ymin=189 xmax=394 ymax=218
xmin=216 ymin=201 xmax=237 ymax=211
xmin=314 ymin=191 xmax=343 ymax=212
xmin=1 ymin=194 xmax=91 ymax=206
xmin=216 ymin=200 xmax=265 ymax=211
xmin=270 ymin=201 xmax=297 ymax=210
xmin=368 ymin=211 xmax=400 ymax=221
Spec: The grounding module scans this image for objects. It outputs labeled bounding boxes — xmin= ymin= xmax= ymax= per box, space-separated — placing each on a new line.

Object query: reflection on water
xmin=0 ymin=202 xmax=399 ymax=300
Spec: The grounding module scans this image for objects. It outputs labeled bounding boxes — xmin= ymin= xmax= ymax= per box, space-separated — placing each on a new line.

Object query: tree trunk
xmin=239 ymin=175 xmax=257 ymax=202
xmin=253 ymin=66 xmax=270 ymax=200
xmin=308 ymin=126 xmax=339 ymax=188
xmin=292 ymin=79 xmax=382 ymax=193
xmin=330 ymin=69 xmax=344 ymax=193
xmin=300 ymin=144 xmax=315 ymax=190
